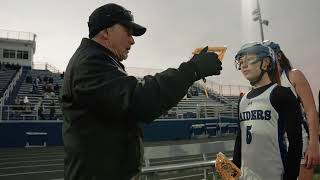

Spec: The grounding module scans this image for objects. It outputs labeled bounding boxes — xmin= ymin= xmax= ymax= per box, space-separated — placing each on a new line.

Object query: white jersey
xmin=280 ymin=71 xmax=297 ymax=96
xmin=239 ymin=84 xmax=285 ymax=180
xmin=280 ymin=71 xmax=308 ymax=164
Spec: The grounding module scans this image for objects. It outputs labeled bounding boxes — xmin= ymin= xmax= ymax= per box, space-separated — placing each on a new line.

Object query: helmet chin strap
xmin=249 ymin=61 xmax=267 ymax=86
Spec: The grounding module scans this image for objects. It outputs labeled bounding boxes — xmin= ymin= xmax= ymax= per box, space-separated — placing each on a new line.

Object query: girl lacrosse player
xmin=232 ymin=42 xmax=303 ymax=180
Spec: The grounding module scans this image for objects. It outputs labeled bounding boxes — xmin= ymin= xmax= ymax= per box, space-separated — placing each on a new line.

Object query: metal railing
xmin=0 ymin=104 xmax=62 ymax=121
xmin=157 ymin=103 xmax=237 ymax=119
xmin=32 ymin=62 xmax=61 ymax=74
xmin=0 ymin=29 xmax=36 ymax=41
xmin=1 ymin=102 xmax=237 ymax=121
xmin=197 ymin=80 xmax=250 ymax=97
xmin=140 ymin=140 xmax=235 ymax=180
xmin=0 ymin=68 xmax=23 ymax=121
xmin=26 ymin=64 xmax=249 ymax=97
xmin=1 ymin=104 xmax=235 ymax=121
xmin=125 ymin=67 xmax=250 ymax=96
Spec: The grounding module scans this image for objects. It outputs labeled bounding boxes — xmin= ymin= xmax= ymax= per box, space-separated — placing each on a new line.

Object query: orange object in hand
xmin=192 ymin=46 xmax=227 ymax=61
xmin=192 ymin=46 xmax=227 ymax=98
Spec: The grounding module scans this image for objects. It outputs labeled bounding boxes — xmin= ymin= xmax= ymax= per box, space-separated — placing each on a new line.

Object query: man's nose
xmin=129 ymin=36 xmax=135 ymax=45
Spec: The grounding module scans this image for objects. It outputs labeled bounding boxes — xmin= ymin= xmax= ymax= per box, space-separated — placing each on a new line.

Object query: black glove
xmin=189 ymin=46 xmax=222 ymax=80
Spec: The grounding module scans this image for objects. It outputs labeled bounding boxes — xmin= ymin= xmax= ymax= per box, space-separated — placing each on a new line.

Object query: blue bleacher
xmin=189 ymin=124 xmax=207 ymax=139
xmin=205 ymin=123 xmax=219 ymax=137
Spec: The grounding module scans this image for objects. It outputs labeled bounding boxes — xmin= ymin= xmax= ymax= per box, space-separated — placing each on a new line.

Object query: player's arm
xmin=232 ymin=130 xmax=241 ymax=168
xmin=271 ymin=86 xmax=302 ymax=180
xmin=232 ymin=96 xmax=243 ymax=168
xmin=289 ymin=69 xmax=320 ymax=167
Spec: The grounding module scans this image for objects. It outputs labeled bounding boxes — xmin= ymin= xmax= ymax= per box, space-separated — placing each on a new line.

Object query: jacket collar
xmin=80 ymin=38 xmax=125 ymax=71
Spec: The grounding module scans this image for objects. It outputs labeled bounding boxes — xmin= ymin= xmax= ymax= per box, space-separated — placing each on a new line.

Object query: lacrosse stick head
xmin=215 ymin=152 xmax=241 ymax=180
xmin=192 ymin=46 xmax=227 ymax=61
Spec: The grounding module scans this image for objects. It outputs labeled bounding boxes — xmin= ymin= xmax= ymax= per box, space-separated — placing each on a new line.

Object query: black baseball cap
xmin=88 ymin=3 xmax=146 ymax=38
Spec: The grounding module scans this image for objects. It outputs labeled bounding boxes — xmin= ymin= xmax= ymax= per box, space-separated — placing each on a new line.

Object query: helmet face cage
xmin=235 ymin=42 xmax=276 ymax=71
xmin=235 ymin=53 xmax=260 ymax=70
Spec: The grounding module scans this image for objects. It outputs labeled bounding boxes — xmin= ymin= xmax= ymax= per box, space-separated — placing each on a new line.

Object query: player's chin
xmin=245 ymin=75 xmax=254 ymax=82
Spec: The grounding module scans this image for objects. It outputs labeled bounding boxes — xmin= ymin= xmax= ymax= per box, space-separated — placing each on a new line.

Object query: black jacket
xmin=60 ymin=38 xmax=200 ymax=180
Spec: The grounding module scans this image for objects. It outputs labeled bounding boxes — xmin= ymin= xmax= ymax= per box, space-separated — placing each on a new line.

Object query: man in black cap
xmin=60 ymin=3 xmax=222 ymax=180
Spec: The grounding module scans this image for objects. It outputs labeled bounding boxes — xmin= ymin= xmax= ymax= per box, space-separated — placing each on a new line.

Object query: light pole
xmin=252 ymin=0 xmax=269 ymax=41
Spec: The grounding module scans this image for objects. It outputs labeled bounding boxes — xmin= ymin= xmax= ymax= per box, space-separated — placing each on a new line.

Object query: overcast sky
xmin=1 ymin=0 xmax=319 ymax=107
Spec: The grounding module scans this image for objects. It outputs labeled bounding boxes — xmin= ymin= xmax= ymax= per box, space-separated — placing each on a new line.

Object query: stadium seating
xmin=1 ymin=67 xmax=240 ymax=121
xmin=0 ymin=70 xmax=17 ymax=96
xmin=3 ymin=69 xmax=63 ymax=120
xmin=168 ymin=90 xmax=238 ymax=119
xmin=0 ymin=67 xmax=240 ymax=139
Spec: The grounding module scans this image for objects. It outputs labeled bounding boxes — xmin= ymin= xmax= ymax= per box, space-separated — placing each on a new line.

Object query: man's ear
xmin=100 ymin=29 xmax=109 ymax=40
